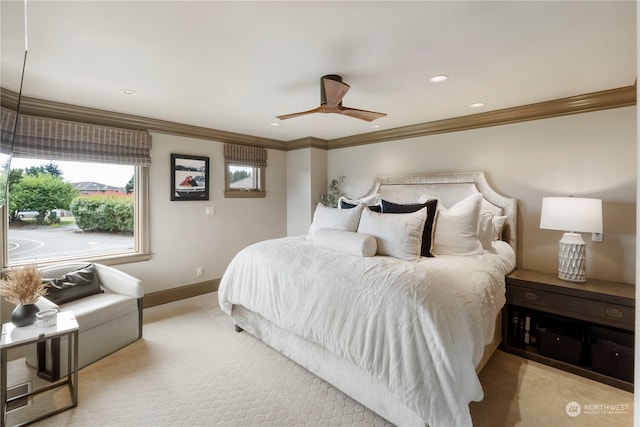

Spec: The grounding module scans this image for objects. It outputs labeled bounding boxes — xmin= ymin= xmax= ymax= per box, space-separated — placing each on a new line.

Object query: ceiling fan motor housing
xmin=320 ymin=74 xmax=345 ymax=106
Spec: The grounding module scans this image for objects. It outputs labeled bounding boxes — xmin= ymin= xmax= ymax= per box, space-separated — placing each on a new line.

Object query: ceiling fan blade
xmin=276 ymin=105 xmax=324 ymax=120
xmin=338 ymin=106 xmax=387 ymax=122
xmin=322 ymin=77 xmax=350 ymax=107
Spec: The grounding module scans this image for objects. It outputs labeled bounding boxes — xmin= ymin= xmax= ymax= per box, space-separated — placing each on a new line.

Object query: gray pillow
xmin=44 ymin=264 xmax=104 ymax=304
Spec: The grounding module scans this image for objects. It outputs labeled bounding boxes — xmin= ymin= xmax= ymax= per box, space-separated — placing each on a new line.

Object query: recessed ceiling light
xmin=120 ymin=89 xmax=137 ymax=96
xmin=371 ymin=124 xmax=380 ymax=129
xmin=269 ymin=122 xmax=280 ymax=127
xmin=470 ymin=102 xmax=485 ymax=108
xmin=429 ymin=75 xmax=449 ymax=83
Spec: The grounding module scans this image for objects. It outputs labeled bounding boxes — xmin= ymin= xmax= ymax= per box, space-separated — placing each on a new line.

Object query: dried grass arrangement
xmin=0 ymin=263 xmax=48 ymax=305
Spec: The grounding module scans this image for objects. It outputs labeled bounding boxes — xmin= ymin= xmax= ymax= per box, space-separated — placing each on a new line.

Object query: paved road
xmin=8 ymin=224 xmax=134 ymax=263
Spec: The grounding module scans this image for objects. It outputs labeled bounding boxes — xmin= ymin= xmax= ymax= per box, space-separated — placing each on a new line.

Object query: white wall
xmin=286 ymin=149 xmax=312 ymax=236
xmin=286 ymin=147 xmax=327 ymax=236
xmin=117 ymin=133 xmax=287 ymax=294
xmin=326 ymin=106 xmax=636 ymax=284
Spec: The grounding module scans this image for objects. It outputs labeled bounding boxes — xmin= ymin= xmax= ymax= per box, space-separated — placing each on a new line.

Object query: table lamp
xmin=539 ymin=197 xmax=603 ymax=283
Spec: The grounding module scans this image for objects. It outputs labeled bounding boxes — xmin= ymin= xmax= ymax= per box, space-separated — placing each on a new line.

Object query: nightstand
xmin=502 ymin=269 xmax=634 ymax=392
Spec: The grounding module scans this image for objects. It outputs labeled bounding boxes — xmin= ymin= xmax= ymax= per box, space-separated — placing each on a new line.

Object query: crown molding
xmin=0 ymin=87 xmax=20 ymax=110
xmin=1 ymin=90 xmax=287 ymax=151
xmin=3 ymin=85 xmax=635 ymax=152
xmin=286 ymin=137 xmax=329 ymax=151
xmin=327 ymin=85 xmax=636 ymax=149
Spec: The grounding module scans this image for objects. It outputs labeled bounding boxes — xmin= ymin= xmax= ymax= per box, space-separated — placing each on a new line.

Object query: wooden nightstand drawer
xmin=595 ymin=304 xmax=634 ymax=330
xmin=507 ymin=284 xmax=552 ymax=306
xmin=507 ymin=284 xmax=634 ymax=330
xmin=507 ymin=285 xmax=635 ymax=330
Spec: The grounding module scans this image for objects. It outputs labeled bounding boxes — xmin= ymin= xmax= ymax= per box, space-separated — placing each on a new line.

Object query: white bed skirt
xmin=232 ymin=305 xmax=501 ymax=427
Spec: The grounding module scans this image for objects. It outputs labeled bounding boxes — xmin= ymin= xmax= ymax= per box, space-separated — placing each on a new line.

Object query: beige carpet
xmin=470 ymin=349 xmax=633 ymax=426
xmin=4 ymin=293 xmax=633 ymax=426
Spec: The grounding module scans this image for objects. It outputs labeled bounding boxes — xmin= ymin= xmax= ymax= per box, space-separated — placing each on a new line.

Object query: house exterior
xmin=73 ymin=182 xmax=126 ymax=195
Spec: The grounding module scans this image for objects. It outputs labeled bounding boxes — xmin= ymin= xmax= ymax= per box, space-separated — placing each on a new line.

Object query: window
xmin=228 ymin=165 xmax=258 ymax=190
xmin=224 ymin=144 xmax=266 ymax=198
xmin=1 ymin=108 xmax=151 ymax=267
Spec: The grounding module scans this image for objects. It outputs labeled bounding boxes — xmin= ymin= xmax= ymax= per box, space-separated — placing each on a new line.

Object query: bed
xmin=218 ymin=171 xmax=517 ymax=427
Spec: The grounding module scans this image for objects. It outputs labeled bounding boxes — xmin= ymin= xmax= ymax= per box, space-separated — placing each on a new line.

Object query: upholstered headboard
xmin=360 ymin=171 xmax=518 ymax=252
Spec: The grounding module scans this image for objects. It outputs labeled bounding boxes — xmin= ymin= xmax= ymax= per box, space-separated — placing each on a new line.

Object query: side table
xmin=1 ymin=311 xmax=79 ymax=427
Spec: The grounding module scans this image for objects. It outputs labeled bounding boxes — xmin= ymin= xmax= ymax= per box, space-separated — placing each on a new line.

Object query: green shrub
xmin=70 ymin=193 xmax=134 ymax=233
xmin=10 ymin=173 xmax=77 ymax=225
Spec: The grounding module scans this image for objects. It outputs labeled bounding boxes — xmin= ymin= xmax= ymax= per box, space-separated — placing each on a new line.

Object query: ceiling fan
xmin=277 ymin=75 xmax=387 ymax=122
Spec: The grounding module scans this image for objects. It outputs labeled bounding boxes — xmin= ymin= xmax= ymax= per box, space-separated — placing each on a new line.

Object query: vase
xmin=11 ymin=304 xmax=39 ymax=327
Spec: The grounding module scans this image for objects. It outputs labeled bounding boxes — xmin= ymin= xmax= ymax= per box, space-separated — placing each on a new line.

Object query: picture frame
xmin=171 ymin=154 xmax=210 ymax=201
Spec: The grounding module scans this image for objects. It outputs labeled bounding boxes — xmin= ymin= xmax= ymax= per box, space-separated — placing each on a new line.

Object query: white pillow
xmin=313 ymin=228 xmax=377 ymax=257
xmin=338 ymin=193 xmax=380 ymax=209
xmin=477 ymin=210 xmax=494 ymax=250
xmin=308 ymin=203 xmax=364 ymax=238
xmin=492 ymin=215 xmax=507 ymax=241
xmin=357 ymin=207 xmax=427 ymax=261
xmin=432 ymin=193 xmax=483 ymax=256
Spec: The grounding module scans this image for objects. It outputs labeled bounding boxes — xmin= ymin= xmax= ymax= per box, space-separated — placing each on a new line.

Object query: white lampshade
xmin=539 ymin=197 xmax=603 ymax=233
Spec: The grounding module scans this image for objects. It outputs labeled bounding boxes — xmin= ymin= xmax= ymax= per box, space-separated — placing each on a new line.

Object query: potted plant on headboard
xmin=319 ymin=176 xmax=345 ymax=208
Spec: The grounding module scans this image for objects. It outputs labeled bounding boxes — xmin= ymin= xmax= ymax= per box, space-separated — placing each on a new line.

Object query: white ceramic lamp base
xmin=558 ymin=232 xmax=586 ymax=283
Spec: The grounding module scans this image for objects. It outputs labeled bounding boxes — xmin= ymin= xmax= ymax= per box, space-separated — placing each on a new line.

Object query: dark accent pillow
xmin=339 ymin=199 xmax=381 ymax=212
xmin=44 ymin=264 xmax=104 ymax=305
xmin=380 ymin=199 xmax=438 ymax=257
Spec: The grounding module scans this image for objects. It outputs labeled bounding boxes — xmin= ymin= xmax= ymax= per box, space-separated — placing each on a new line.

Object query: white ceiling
xmin=1 ymin=1 xmax=636 ymax=142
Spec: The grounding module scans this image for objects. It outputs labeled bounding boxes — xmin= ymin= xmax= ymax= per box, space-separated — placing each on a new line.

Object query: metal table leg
xmin=1 ymin=348 xmax=7 ymax=427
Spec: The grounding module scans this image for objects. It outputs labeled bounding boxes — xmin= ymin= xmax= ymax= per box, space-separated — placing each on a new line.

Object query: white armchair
xmin=25 ymin=262 xmax=143 ymax=378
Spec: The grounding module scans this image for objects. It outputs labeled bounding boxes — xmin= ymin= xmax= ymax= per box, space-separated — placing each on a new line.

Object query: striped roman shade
xmin=224 ymin=143 xmax=267 ymax=168
xmin=0 ymin=107 xmax=152 ymax=166
xmin=0 ymin=107 xmax=17 ymax=155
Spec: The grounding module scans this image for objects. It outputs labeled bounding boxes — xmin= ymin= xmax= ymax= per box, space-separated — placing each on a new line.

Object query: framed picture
xmin=171 ymin=154 xmax=210 ymax=201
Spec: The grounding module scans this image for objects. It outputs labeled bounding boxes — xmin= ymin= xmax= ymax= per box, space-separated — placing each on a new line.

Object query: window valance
xmin=0 ymin=107 xmax=152 ymax=166
xmin=224 ymin=143 xmax=267 ymax=168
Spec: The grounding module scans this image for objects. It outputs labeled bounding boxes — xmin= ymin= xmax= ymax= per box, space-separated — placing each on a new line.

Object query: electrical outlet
xmin=196 ymin=267 xmax=204 ymax=277
xmin=592 ymin=232 xmax=603 ymax=242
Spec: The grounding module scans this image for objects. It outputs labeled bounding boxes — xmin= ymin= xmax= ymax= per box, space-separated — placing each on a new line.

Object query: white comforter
xmin=218 ymin=236 xmax=515 ymax=426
